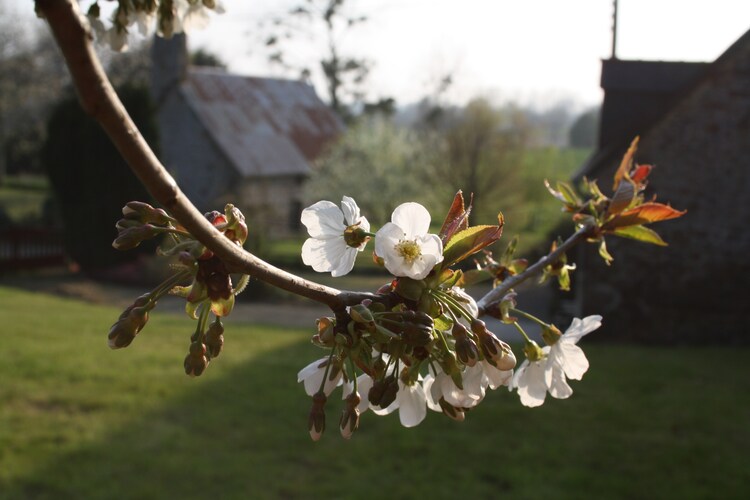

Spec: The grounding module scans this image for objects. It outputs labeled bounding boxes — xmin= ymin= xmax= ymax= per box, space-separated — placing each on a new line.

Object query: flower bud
xmin=107 ymin=297 xmax=155 ymax=349
xmin=349 ymin=304 xmax=374 ymax=324
xmin=369 ymin=375 xmax=398 ymax=409
xmin=312 ymin=317 xmax=335 ymax=347
xmin=122 ymin=201 xmax=172 ymax=225
xmin=184 ymin=342 xmax=209 ymax=376
xmin=339 ymin=392 xmax=361 ymax=439
xmin=112 ymin=224 xmax=162 ymax=250
xmin=206 ymin=320 xmax=224 ymax=358
xmin=454 ymin=328 xmax=480 ymax=368
xmin=308 ymin=391 xmax=327 ymax=441
xmin=477 ymin=329 xmax=516 ymax=370
xmin=223 ymin=204 xmax=248 ymax=245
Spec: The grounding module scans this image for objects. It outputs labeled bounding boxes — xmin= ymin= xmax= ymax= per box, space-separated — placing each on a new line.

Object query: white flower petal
xmin=340 ymin=196 xmax=360 ymax=226
xmin=559 ymin=342 xmax=589 ymax=380
xmin=374 ymin=222 xmax=404 ymax=255
xmin=422 ymin=374 xmax=442 ymax=412
xmin=301 ymin=237 xmax=347 ymax=273
xmin=297 ymin=358 xmax=326 ymax=383
xmin=563 ymin=315 xmax=602 ymax=343
xmin=482 ymin=360 xmax=513 ymax=390
xmin=545 ymin=361 xmax=573 ymax=399
xmin=301 ymin=201 xmax=346 ymax=238
xmin=391 ymin=202 xmax=431 ymax=238
xmin=298 ymin=357 xmax=341 ymax=396
xmin=513 ymin=360 xmax=547 ymax=408
xmin=330 ymin=247 xmax=358 ymax=277
xmin=397 ymin=383 xmax=427 ymax=428
xmin=371 ymin=398 xmax=398 ymax=416
xmin=342 ymin=374 xmax=374 ymax=414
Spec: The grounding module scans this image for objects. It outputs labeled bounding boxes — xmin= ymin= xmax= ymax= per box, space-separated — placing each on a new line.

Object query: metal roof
xmin=180 ymin=68 xmax=343 ymax=178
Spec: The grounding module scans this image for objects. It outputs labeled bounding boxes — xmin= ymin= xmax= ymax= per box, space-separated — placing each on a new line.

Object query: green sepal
xmin=434 ymin=314 xmax=453 ymax=333
xmin=186 ymin=300 xmax=203 ymax=320
xmin=394 ymin=277 xmax=426 ymax=302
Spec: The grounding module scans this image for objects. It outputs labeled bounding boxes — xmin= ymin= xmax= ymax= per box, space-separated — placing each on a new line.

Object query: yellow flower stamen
xmin=395 ymin=239 xmax=421 ymax=264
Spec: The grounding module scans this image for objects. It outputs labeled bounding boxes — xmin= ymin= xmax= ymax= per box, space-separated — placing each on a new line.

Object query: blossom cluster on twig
xmin=81 ymin=0 xmax=224 ymax=51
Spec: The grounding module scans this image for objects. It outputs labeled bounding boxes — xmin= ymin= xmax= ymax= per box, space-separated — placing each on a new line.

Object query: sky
xmin=10 ymin=0 xmax=750 ymax=110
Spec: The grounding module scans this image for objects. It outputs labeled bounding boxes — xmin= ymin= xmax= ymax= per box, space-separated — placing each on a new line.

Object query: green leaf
xmin=442 ymin=213 xmax=504 ymax=267
xmin=557 ymin=181 xmax=582 ymax=207
xmin=611 ymin=224 xmax=668 ymax=246
xmin=501 ymin=235 xmax=519 ymax=266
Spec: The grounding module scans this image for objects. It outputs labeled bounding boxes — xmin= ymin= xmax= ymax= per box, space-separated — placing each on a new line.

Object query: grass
xmin=0 ymin=285 xmax=748 ymax=499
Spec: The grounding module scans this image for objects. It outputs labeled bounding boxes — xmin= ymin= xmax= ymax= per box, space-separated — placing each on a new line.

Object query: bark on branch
xmin=36 ymin=0 xmax=592 ymax=320
xmin=36 ymin=0 xmax=355 ymax=311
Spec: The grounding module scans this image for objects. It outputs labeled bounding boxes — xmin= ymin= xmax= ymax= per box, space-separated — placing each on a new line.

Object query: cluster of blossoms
xmin=108 ymin=201 xmax=248 ymax=376
xmin=83 ymin=0 xmax=225 ymax=51
xmin=105 ymin=143 xmax=683 ymax=442
xmin=296 ymin=195 xmax=602 ymax=440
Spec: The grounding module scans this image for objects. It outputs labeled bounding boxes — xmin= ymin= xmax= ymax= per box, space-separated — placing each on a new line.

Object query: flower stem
xmin=510 ymin=308 xmax=549 ymax=328
xmin=512 ymin=321 xmax=534 ymax=345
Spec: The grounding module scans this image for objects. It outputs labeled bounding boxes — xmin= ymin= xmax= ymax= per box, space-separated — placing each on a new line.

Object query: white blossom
xmin=544 ymin=315 xmax=602 ymax=398
xmin=301 ymin=196 xmax=370 ymax=277
xmin=371 ymin=379 xmax=428 ymax=428
xmin=511 ymin=315 xmax=602 ymax=407
xmin=374 ymin=202 xmax=443 ymax=280
xmin=511 ymin=355 xmax=549 ymax=408
xmin=297 ymin=357 xmax=343 ymax=396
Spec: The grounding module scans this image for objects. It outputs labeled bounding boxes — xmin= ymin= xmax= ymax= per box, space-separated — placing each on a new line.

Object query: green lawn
xmin=0 ymin=286 xmax=747 ymax=499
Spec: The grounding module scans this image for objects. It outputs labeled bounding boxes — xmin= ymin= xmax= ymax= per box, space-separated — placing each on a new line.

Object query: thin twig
xmin=36 ymin=0 xmax=364 ymax=311
xmin=476 ymin=224 xmax=593 ymax=315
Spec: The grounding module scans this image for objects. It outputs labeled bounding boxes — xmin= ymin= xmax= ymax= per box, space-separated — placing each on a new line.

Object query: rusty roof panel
xmin=180 ymin=69 xmax=343 ymax=178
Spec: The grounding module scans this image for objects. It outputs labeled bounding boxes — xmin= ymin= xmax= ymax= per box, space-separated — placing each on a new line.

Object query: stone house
xmin=565 ymin=30 xmax=750 ymax=343
xmin=150 ymin=34 xmax=343 ymax=236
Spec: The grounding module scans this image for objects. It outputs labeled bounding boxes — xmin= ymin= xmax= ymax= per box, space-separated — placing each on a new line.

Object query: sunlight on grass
xmin=0 ymin=286 xmax=747 ymax=499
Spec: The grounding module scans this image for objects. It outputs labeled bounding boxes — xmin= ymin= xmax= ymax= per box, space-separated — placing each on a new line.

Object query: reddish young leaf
xmin=613 ymin=137 xmax=639 ymax=191
xmin=631 ymin=164 xmax=653 ymax=185
xmin=439 ymin=191 xmax=472 ymax=244
xmin=604 ymin=202 xmax=686 ymax=229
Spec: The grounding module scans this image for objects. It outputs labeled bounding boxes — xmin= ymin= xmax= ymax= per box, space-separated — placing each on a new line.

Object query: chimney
xmin=150 ymin=33 xmax=188 ymax=106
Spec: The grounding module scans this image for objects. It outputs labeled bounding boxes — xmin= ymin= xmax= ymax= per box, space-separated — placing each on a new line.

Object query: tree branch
xmin=35 ymin=0 xmax=359 ymax=311
xmin=476 ymin=223 xmax=594 ymax=316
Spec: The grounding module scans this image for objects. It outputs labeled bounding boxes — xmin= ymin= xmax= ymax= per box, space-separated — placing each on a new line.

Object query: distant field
xmin=0 ymin=286 xmax=747 ymax=499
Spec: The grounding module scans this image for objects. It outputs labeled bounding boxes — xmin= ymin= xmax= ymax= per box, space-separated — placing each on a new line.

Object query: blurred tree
xmin=190 ymin=47 xmax=227 ymax=69
xmin=305 ymin=116 xmax=437 ymax=224
xmin=428 ymin=98 xmax=529 ymax=225
xmin=257 ymin=0 xmax=374 ymax=121
xmin=0 ymin=4 xmax=68 ymax=179
xmin=42 ymin=84 xmax=159 ymax=269
xmin=569 ymin=106 xmax=600 ymax=148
